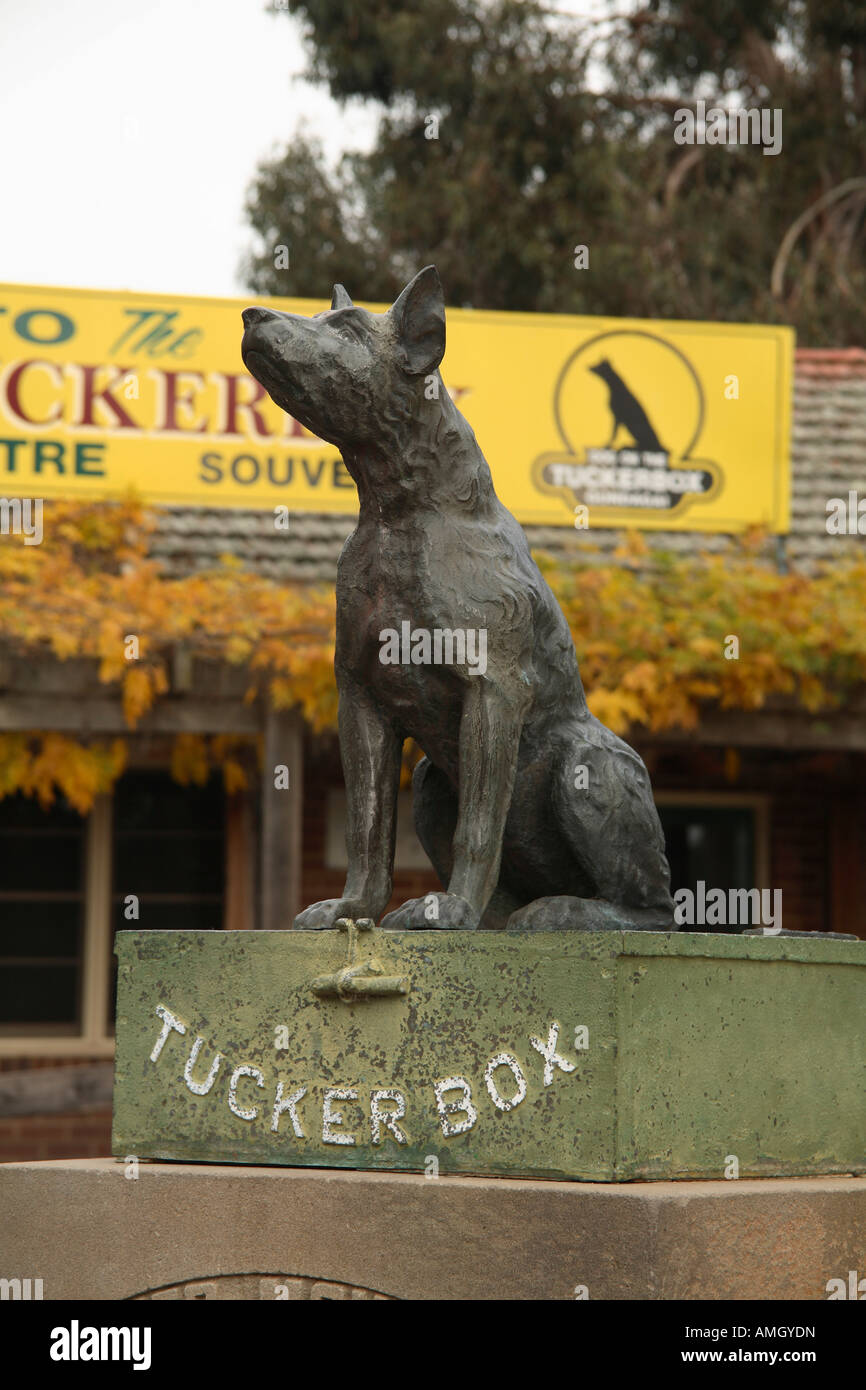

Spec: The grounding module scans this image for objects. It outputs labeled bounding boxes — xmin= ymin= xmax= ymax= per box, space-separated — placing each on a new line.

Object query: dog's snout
xmin=242 ymin=306 xmax=277 ymax=329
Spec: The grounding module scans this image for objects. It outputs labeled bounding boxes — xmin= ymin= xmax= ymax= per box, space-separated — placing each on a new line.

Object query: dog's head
xmin=241 ymin=266 xmax=446 ymax=448
xmin=588 ymin=358 xmax=613 ymax=381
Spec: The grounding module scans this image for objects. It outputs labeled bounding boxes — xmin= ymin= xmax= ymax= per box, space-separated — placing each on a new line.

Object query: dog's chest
xmin=337 ymin=527 xmax=471 ymax=733
xmin=340 ymin=525 xmax=470 ymax=634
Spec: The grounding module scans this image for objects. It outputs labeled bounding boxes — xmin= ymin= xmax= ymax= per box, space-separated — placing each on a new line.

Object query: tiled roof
xmin=150 ymin=508 xmax=355 ymax=583
xmin=789 ymin=349 xmax=866 ymax=567
xmin=149 ymin=350 xmax=866 ymax=580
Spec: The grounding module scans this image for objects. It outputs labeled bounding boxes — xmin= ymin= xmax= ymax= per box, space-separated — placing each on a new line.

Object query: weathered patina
xmin=113 ymin=927 xmax=866 ymax=1182
xmin=241 ymin=268 xmax=675 ymax=932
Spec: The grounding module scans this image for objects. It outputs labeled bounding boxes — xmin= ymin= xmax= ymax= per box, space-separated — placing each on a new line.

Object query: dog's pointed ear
xmin=331 ymin=283 xmax=353 ymax=310
xmin=390 ymin=265 xmax=445 ymax=375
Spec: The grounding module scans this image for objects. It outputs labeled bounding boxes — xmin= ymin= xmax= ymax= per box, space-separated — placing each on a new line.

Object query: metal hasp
xmin=310 ymin=918 xmax=408 ymax=1001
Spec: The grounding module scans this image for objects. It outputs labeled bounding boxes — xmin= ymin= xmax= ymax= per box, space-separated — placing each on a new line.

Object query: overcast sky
xmin=0 ymin=0 xmax=379 ymax=297
xmin=1 ymin=0 xmax=601 ymax=300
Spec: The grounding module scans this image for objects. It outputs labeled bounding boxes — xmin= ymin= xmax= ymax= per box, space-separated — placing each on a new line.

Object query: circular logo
xmin=534 ymin=329 xmax=722 ymax=518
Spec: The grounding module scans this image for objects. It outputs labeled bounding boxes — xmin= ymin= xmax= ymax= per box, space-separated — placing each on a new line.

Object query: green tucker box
xmin=112 ymin=927 xmax=866 ymax=1182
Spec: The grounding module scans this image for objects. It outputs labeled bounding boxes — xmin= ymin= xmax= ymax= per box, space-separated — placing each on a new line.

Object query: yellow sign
xmin=0 ymin=283 xmax=793 ymax=531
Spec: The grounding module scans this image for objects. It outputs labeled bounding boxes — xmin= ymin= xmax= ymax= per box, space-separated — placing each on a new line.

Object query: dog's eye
xmin=332 ymin=317 xmax=365 ymax=345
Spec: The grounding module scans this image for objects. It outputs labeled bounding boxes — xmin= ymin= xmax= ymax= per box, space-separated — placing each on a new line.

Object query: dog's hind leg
xmin=505 ymin=723 xmax=676 ymax=933
xmin=411 ymin=757 xmax=456 ymax=887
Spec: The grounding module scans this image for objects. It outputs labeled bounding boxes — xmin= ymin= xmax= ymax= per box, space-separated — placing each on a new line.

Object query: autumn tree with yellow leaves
xmin=1 ymin=500 xmax=865 ymax=814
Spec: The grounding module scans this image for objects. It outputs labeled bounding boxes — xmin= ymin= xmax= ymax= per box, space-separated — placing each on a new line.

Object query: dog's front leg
xmin=293 ymin=676 xmax=402 ymax=930
xmin=447 ymin=679 xmax=524 ymax=920
xmin=382 ymin=680 xmax=524 ymax=931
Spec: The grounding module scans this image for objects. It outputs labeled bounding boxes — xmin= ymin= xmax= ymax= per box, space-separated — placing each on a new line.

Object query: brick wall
xmin=0 ymin=1057 xmax=106 ymax=1073
xmin=0 ymin=1058 xmax=114 ymax=1163
xmin=645 ymin=744 xmax=853 ymax=935
xmin=768 ymin=788 xmax=829 ymax=934
xmin=0 ymin=1110 xmax=112 ymax=1162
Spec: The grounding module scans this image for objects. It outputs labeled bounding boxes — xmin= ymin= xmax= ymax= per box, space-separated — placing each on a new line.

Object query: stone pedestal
xmin=112 ymin=929 xmax=866 ymax=1181
xmin=0 ymin=1159 xmax=863 ymax=1300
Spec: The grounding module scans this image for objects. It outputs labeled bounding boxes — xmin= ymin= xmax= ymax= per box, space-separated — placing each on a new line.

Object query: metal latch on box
xmin=310 ymin=918 xmax=408 ymax=1002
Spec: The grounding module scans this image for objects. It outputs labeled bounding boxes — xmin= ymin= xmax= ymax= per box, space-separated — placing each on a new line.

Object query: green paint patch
xmin=112 ymin=929 xmax=866 ymax=1181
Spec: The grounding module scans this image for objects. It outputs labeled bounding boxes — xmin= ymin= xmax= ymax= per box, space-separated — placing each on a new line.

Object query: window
xmin=111 ymin=773 xmax=225 ymax=932
xmin=0 ymin=794 xmax=86 ymax=1035
xmin=108 ymin=772 xmax=225 ymax=1022
xmin=656 ymin=794 xmax=769 ymax=930
xmin=0 ymin=771 xmax=225 ymax=1055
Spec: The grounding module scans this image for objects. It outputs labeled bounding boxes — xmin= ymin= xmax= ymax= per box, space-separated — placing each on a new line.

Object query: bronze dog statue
xmin=242 ymin=267 xmax=675 ymax=931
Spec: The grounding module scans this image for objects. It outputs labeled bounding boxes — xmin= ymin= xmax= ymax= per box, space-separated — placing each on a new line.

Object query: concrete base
xmin=1 ymin=1158 xmax=863 ymax=1300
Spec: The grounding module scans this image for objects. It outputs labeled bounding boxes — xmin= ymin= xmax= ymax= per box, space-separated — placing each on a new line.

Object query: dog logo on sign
xmin=533 ymin=329 xmax=722 ymax=520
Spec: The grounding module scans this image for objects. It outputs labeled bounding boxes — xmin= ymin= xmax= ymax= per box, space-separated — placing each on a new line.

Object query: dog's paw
xmin=293 ymin=899 xmax=371 ymax=931
xmin=380 ymin=893 xmax=479 ymax=931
